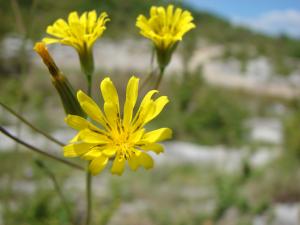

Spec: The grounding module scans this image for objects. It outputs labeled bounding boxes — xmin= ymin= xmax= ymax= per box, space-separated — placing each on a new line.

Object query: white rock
xmin=248 ymin=118 xmax=282 ymax=144
xmin=273 ymin=203 xmax=300 ymax=225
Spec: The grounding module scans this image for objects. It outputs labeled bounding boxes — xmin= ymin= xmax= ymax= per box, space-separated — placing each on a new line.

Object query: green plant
xmin=283 ymin=110 xmax=300 ymax=159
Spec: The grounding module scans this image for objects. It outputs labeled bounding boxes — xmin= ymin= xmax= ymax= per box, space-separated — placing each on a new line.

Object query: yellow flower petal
xmin=65 ymin=115 xmax=107 ymax=141
xmin=135 ymin=100 xmax=156 ymax=127
xmin=100 ymin=77 xmax=120 ymax=107
xmin=141 ymin=128 xmax=172 ymax=143
xmin=42 ymin=37 xmax=60 ymax=44
xmin=123 ymin=76 xmax=139 ymax=127
xmin=79 ymin=12 xmax=87 ymax=25
xmin=102 ymin=148 xmax=117 ymax=157
xmin=137 ymin=152 xmax=154 ymax=169
xmin=111 ymin=155 xmax=125 ymax=175
xmin=81 ymin=148 xmax=103 ymax=160
xmin=130 ymin=128 xmax=145 ymax=143
xmin=144 ymin=96 xmax=169 ymax=125
xmin=103 ymin=102 xmax=119 ymax=131
xmin=87 ymin=10 xmax=97 ymax=30
xmin=140 ymin=143 xmax=164 ymax=154
xmin=89 ymin=154 xmax=108 ymax=175
xmin=64 ymin=142 xmax=95 ymax=157
xmin=78 ymin=129 xmax=110 ymax=144
xmin=132 ymin=90 xmax=158 ymax=124
xmin=68 ymin=11 xmax=80 ymax=24
xmin=77 ymin=90 xmax=107 ymax=128
xmin=65 ymin=115 xmax=90 ymax=130
xmin=128 ymin=153 xmax=140 ymax=171
xmin=139 ymin=90 xmax=158 ymax=110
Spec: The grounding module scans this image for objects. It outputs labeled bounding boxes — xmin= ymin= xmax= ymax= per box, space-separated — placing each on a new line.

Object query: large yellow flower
xmin=64 ymin=76 xmax=172 ymax=175
xmin=136 ymin=5 xmax=195 ymax=51
xmin=43 ymin=10 xmax=109 ymax=55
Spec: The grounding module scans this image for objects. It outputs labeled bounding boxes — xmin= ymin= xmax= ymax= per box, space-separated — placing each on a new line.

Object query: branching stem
xmin=0 ymin=126 xmax=84 ymax=170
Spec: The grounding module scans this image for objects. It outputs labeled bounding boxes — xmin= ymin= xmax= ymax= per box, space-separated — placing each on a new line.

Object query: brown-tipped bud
xmin=34 ymin=42 xmax=60 ymax=79
xmin=34 ymin=42 xmax=85 ymax=117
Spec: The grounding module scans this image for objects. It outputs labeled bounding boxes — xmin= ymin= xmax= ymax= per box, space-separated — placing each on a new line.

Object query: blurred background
xmin=0 ymin=0 xmax=300 ymax=224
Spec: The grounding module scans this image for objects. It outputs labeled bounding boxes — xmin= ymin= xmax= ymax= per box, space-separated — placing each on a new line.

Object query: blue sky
xmin=187 ymin=0 xmax=300 ymax=38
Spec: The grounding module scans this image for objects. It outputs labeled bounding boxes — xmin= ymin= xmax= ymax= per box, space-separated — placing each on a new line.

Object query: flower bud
xmin=34 ymin=42 xmax=85 ymax=117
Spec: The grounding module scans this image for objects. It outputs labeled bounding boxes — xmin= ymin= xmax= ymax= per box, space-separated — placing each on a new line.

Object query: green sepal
xmin=155 ymin=43 xmax=178 ymax=71
xmin=52 ymin=73 xmax=85 ymax=117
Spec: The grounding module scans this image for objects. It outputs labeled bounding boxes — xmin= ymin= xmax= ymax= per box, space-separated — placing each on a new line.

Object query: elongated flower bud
xmin=34 ymin=42 xmax=85 ymax=117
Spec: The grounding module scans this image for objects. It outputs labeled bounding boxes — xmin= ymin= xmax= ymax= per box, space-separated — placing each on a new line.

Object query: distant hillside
xmin=1 ymin=0 xmax=300 ymax=75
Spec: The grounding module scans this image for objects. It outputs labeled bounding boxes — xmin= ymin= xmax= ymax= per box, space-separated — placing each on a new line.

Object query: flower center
xmin=112 ymin=131 xmax=135 ymax=159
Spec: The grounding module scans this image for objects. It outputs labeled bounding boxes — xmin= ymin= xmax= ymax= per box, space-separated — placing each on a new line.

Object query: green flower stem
xmin=0 ymin=101 xmax=65 ymax=146
xmin=85 ymin=69 xmax=93 ymax=225
xmin=86 ymin=73 xmax=93 ymax=97
xmin=140 ymin=47 xmax=156 ymax=91
xmin=0 ymin=126 xmax=84 ymax=171
xmin=154 ymin=66 xmax=166 ymax=90
xmin=140 ymin=68 xmax=158 ymax=91
xmin=150 ymin=46 xmax=156 ymax=71
xmin=86 ymin=171 xmax=92 ymax=225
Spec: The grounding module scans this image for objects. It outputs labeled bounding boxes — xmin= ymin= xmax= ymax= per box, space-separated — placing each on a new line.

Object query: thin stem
xmin=0 ymin=126 xmax=84 ymax=171
xmin=86 ymin=171 xmax=92 ymax=225
xmin=86 ymin=73 xmax=92 ymax=97
xmin=141 ymin=48 xmax=157 ymax=91
xmin=154 ymin=67 xmax=166 ymax=90
xmin=0 ymin=101 xmax=65 ymax=146
xmin=35 ymin=160 xmax=73 ymax=222
xmin=85 ymin=72 xmax=93 ymax=225
xmin=150 ymin=47 xmax=155 ymax=72
xmin=140 ymin=68 xmax=158 ymax=92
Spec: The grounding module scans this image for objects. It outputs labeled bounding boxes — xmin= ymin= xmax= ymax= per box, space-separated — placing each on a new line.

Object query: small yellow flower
xmin=43 ymin=10 xmax=109 ymax=55
xmin=64 ymin=76 xmax=172 ymax=175
xmin=136 ymin=5 xmax=195 ymax=51
xmin=43 ymin=10 xmax=109 ymax=75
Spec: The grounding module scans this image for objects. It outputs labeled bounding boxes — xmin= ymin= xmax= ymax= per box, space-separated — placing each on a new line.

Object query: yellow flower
xmin=43 ymin=10 xmax=109 ymax=55
xmin=136 ymin=5 xmax=195 ymax=51
xmin=64 ymin=76 xmax=172 ymax=175
xmin=43 ymin=10 xmax=109 ymax=75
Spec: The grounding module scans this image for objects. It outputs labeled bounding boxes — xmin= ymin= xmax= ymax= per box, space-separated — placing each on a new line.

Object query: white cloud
xmin=232 ymin=9 xmax=300 ymax=38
